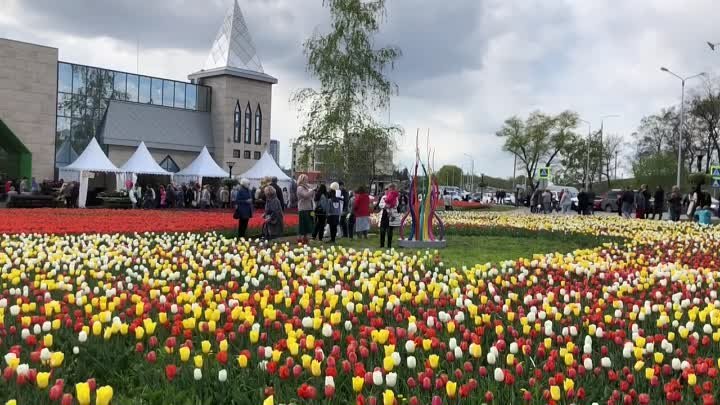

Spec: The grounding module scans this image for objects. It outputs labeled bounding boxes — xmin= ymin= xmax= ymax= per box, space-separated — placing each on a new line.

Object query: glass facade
xmin=55 ymin=61 xmax=211 ymax=168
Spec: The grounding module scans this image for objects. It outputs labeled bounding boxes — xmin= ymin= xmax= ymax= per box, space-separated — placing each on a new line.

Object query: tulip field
xmin=1 ymin=212 xmax=720 ymax=405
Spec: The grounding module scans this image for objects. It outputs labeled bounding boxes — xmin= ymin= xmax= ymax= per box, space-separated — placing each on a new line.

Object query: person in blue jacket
xmin=234 ymin=178 xmax=254 ymax=239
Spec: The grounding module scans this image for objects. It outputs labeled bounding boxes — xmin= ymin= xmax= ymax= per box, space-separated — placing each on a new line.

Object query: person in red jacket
xmin=353 ymin=185 xmax=371 ymax=239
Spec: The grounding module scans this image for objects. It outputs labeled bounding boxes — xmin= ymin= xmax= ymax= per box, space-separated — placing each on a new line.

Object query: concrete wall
xmin=0 ymin=38 xmax=58 ymax=180
xmin=200 ymin=75 xmax=272 ymax=174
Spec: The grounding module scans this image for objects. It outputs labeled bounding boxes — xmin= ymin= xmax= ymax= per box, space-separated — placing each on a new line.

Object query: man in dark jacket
xmin=339 ymin=181 xmax=350 ymax=237
xmin=651 ymin=185 xmax=665 ymax=220
xmin=577 ymin=188 xmax=589 ymax=215
xmin=270 ymin=177 xmax=285 ymax=210
xmin=642 ymin=185 xmax=651 ymax=219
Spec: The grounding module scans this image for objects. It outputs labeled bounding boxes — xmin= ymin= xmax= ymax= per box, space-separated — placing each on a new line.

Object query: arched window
xmin=233 ymin=101 xmax=241 ymax=143
xmin=244 ymin=103 xmax=252 ymax=144
xmin=254 ymin=105 xmax=262 ymax=144
xmin=159 ymin=155 xmax=180 ymax=173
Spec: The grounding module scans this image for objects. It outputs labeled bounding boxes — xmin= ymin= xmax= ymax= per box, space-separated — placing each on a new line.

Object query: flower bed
xmin=1 ymin=213 xmax=719 ymax=404
xmin=0 ymin=208 xmax=298 ymax=235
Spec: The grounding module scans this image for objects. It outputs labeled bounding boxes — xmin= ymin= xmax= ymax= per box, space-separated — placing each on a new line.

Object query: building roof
xmin=63 ymin=138 xmax=120 ymax=173
xmin=188 ymin=0 xmax=277 ymax=84
xmin=205 ymin=0 xmax=263 ymax=73
xmin=100 ymin=101 xmax=213 ymax=153
xmin=119 ymin=141 xmax=170 ymax=175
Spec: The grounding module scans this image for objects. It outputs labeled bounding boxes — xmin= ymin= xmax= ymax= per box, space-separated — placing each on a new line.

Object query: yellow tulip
xmin=383 ymin=356 xmax=394 ymax=372
xmin=36 ymin=372 xmax=50 ymax=388
xmin=263 ymin=395 xmax=274 ymax=405
xmin=645 ymin=368 xmax=655 ymax=379
xmin=446 ymin=381 xmax=457 ymax=398
xmin=50 ymin=352 xmax=64 ymax=368
xmin=422 ymin=339 xmax=432 ymax=351
xmin=76 ymin=382 xmax=91 ymax=405
xmin=201 ymin=340 xmax=211 ymax=354
xmin=219 ymin=340 xmax=228 ymax=352
xmin=179 ymin=346 xmax=190 ymax=362
xmin=352 ymin=376 xmax=364 ymax=392
xmin=194 ymin=355 xmax=203 ymax=368
xmin=383 ymin=389 xmax=395 ymax=405
xmin=311 ymin=359 xmax=322 ymax=377
xmin=43 ymin=334 xmax=53 ymax=348
xmin=563 ymin=378 xmax=574 ymax=392
xmin=237 ymin=354 xmax=248 ymax=368
xmin=688 ymin=373 xmax=697 ymax=386
xmin=428 ymin=354 xmax=439 ymax=369
xmin=96 ymin=385 xmax=114 ymax=405
xmin=550 ymin=385 xmax=561 ymax=401
xmin=135 ymin=326 xmax=144 ymax=340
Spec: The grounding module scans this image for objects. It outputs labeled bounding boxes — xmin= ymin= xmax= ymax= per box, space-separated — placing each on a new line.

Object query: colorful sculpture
xmin=399 ymin=130 xmax=446 ymax=247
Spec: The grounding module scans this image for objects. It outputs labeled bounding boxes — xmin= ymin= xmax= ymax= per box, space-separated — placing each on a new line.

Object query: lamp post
xmin=660 ymin=67 xmax=706 ymax=188
xmin=226 ymin=161 xmax=235 ymax=179
xmin=578 ymin=119 xmax=591 ymax=188
xmin=463 ymin=153 xmax=475 ymax=192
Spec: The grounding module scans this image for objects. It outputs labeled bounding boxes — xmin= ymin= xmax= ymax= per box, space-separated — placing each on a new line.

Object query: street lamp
xmin=660 ymin=66 xmax=706 ymax=188
xmin=463 ymin=153 xmax=475 ymax=192
xmin=226 ymin=161 xmax=235 ymax=179
xmin=578 ymin=119 xmax=591 ymax=188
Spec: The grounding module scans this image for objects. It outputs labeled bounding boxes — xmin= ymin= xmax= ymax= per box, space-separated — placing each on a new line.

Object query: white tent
xmin=118 ymin=141 xmax=170 ymax=190
xmin=175 ymin=146 xmax=229 ymax=185
xmin=238 ymin=151 xmax=292 ymax=190
xmin=61 ymin=137 xmax=120 ymax=208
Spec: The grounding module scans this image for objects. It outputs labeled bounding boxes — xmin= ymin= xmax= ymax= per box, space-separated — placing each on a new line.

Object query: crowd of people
xmin=232 ymin=174 xmax=406 ymax=247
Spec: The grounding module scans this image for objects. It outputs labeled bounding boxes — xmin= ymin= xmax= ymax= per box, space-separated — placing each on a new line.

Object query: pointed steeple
xmin=204 ymin=0 xmax=264 ymax=73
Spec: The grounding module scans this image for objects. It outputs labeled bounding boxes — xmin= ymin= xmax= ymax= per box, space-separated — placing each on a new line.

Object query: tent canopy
xmin=175 ymin=146 xmax=229 ymax=178
xmin=63 ymin=137 xmax=119 ymax=173
xmin=120 ymin=141 xmax=170 ymax=175
xmin=239 ymin=151 xmax=291 ymax=182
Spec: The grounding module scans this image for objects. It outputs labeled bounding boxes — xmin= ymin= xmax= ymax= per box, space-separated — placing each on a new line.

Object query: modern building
xmin=268 ymin=139 xmax=280 ymax=165
xmin=0 ymin=0 xmax=277 ymax=182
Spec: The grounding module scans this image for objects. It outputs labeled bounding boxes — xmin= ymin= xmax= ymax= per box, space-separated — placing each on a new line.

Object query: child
xmin=694 ymin=204 xmax=712 ymax=226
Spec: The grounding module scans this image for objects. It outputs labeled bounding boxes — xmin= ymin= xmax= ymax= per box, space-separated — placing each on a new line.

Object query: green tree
xmin=436 ymin=165 xmax=463 ymax=187
xmin=292 ymin=0 xmax=402 ymax=186
xmin=632 ymin=152 xmax=680 ymax=189
xmin=496 ymin=110 xmax=579 ymax=190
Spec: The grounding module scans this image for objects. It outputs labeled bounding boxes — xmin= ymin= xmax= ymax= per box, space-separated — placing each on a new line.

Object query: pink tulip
xmin=431 ymin=395 xmax=442 ymax=405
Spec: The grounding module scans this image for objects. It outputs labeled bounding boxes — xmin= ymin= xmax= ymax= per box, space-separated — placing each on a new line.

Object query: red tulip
xmin=484 ymin=391 xmax=494 ymax=402
xmin=324 ymin=385 xmax=335 ymax=398
xmin=146 ymin=351 xmax=157 ymax=363
xmin=49 ymin=384 xmax=63 ymax=400
xmin=61 ymin=393 xmax=74 ymax=405
xmin=431 ymin=395 xmax=442 ymax=405
xmin=165 ymin=364 xmax=177 ymax=381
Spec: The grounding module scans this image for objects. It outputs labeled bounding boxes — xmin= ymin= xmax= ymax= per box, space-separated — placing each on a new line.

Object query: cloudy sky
xmin=2 ymin=0 xmax=720 ymax=177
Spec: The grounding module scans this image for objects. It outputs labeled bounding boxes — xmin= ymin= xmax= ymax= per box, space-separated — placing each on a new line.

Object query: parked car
xmin=594 ymin=190 xmax=622 ymax=212
xmin=470 ymin=192 xmax=483 ymax=202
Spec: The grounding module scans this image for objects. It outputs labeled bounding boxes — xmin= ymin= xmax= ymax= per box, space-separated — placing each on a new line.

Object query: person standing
xmin=621 ymin=187 xmax=634 ymax=218
xmin=312 ymin=184 xmax=328 ymax=241
xmin=282 ymin=187 xmax=290 ymax=209
xmin=634 ymin=187 xmax=646 ymax=219
xmin=326 ymin=182 xmax=343 ymax=243
xmin=159 ymin=185 xmax=167 ymax=208
xmin=128 ymin=183 xmax=138 ymax=209
xmin=220 ymin=186 xmax=230 ymax=209
xmin=234 ymin=178 xmax=254 ymax=239
xmin=339 ymin=181 xmax=350 ymax=238
xmin=641 ymin=184 xmax=651 ymax=219
xmin=587 ymin=186 xmax=596 ymax=215
xmin=296 ymin=174 xmax=315 ymax=244
xmin=353 ymin=186 xmax=371 ymax=239
xmin=270 ymin=177 xmax=285 ymax=210
xmin=651 ymin=185 xmax=665 ymax=220
xmin=668 ymin=186 xmax=682 ymax=222
xmin=687 ymin=183 xmax=702 ymax=219
xmin=541 ymin=189 xmax=552 ymax=214
xmin=262 ymin=186 xmax=284 ymax=240
xmin=560 ymin=188 xmax=572 ymax=214
xmin=379 ymin=184 xmax=400 ymax=249
xmin=200 ymin=185 xmax=211 ymax=209
xmin=577 ymin=188 xmax=589 ymax=215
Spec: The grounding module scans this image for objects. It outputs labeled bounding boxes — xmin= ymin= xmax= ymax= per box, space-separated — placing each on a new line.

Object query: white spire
xmin=204 ymin=0 xmax=264 ymax=73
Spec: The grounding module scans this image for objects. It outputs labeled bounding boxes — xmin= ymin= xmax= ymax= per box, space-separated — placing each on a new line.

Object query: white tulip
xmin=78 ymin=331 xmax=88 ymax=343
xmin=493 ymin=368 xmax=505 ymax=382
xmin=405 ymin=340 xmax=416 ymax=353
xmin=601 ymin=357 xmax=611 ymax=368
xmin=194 ymin=368 xmax=203 ymax=380
xmin=407 ymin=356 xmax=417 ymax=369
xmin=386 ymin=372 xmax=397 ymax=387
xmin=373 ymin=370 xmax=383 ymax=386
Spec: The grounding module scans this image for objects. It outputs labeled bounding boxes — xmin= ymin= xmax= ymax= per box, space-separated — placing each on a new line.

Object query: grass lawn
xmin=331 ymin=232 xmax=602 ymax=268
